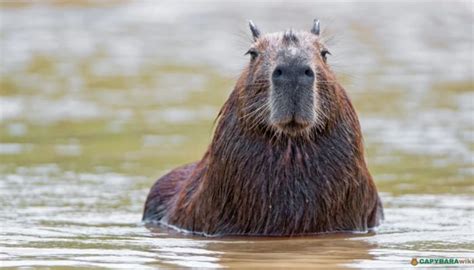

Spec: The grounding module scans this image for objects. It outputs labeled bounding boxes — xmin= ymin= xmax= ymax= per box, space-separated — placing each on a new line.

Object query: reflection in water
xmin=0 ymin=0 xmax=473 ymax=269
xmin=147 ymin=230 xmax=378 ymax=269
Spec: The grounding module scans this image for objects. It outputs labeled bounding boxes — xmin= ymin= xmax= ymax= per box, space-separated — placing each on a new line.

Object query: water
xmin=1 ymin=1 xmax=473 ymax=268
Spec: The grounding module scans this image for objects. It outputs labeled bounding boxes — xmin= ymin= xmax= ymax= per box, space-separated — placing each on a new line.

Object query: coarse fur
xmin=143 ymin=21 xmax=383 ymax=236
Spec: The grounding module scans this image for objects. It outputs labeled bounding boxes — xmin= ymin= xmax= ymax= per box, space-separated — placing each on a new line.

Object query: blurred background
xmin=0 ymin=0 xmax=472 ymax=268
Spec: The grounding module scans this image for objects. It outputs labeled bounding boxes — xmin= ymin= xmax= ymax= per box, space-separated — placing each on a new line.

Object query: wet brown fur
xmin=143 ymin=28 xmax=383 ymax=236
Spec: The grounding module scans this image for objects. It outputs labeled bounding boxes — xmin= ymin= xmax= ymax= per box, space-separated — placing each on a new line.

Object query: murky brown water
xmin=1 ymin=1 xmax=473 ymax=268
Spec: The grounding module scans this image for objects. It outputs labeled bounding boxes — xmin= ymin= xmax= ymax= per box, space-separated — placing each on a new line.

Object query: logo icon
xmin=411 ymin=258 xmax=418 ymax=266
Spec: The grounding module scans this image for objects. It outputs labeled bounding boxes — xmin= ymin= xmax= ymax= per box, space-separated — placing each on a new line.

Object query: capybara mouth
xmin=276 ymin=119 xmax=310 ymax=134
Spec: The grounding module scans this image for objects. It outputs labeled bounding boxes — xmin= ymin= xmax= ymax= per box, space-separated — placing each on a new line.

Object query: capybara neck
xmin=143 ymin=20 xmax=383 ymax=236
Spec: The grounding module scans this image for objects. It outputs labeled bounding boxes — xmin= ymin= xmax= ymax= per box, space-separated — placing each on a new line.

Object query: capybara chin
xmin=143 ymin=20 xmax=384 ymax=236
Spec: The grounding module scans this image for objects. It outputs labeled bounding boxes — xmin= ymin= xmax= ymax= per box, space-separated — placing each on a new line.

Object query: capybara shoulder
xmin=143 ymin=163 xmax=197 ymax=222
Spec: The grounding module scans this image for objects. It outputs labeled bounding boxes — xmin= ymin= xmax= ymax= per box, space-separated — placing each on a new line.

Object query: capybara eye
xmin=321 ymin=49 xmax=331 ymax=60
xmin=245 ymin=48 xmax=259 ymax=60
xmin=304 ymin=68 xmax=314 ymax=77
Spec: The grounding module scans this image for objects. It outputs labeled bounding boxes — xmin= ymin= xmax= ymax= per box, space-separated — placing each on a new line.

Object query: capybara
xmin=143 ymin=20 xmax=383 ymax=236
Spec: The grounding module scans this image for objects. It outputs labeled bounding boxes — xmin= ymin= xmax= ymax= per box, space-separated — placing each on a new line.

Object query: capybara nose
xmin=272 ymin=63 xmax=315 ymax=87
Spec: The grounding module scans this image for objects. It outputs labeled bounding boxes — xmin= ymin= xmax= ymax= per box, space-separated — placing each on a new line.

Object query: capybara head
xmin=238 ymin=20 xmax=334 ymax=137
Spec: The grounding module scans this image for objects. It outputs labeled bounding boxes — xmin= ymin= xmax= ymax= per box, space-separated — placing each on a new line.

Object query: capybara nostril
xmin=272 ymin=67 xmax=283 ymax=79
xmin=304 ymin=68 xmax=314 ymax=78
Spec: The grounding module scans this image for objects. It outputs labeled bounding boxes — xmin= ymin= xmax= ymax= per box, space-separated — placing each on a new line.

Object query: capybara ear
xmin=249 ymin=20 xmax=261 ymax=41
xmin=311 ymin=19 xmax=320 ymax=36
